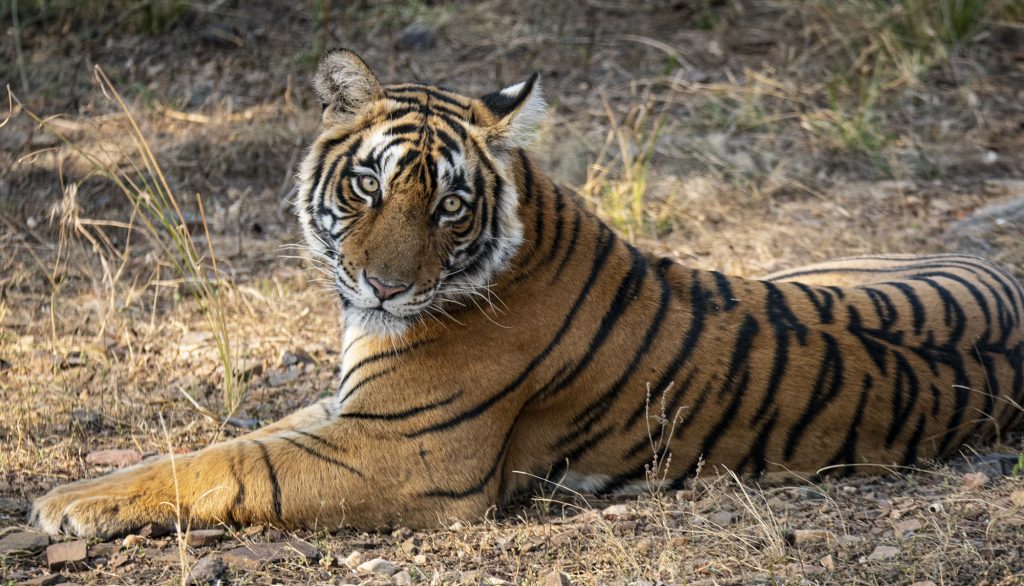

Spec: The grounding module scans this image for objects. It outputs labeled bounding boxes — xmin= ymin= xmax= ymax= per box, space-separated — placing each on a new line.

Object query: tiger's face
xmin=296 ymin=50 xmax=545 ymax=336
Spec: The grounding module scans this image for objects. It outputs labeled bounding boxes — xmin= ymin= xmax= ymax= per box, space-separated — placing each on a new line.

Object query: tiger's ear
xmin=476 ymin=73 xmax=546 ymax=151
xmin=313 ymin=49 xmax=384 ymax=125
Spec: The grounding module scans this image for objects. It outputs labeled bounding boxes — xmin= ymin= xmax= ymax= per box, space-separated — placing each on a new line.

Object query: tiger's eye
xmin=441 ymin=195 xmax=463 ymax=214
xmin=358 ymin=175 xmax=379 ymax=193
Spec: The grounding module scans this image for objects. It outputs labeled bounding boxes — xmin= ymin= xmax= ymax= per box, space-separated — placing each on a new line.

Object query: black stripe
xmin=625 ymin=269 xmax=708 ymax=429
xmin=824 ymin=374 xmax=873 ymax=471
xmin=338 ymin=366 xmax=396 ymax=404
xmin=252 ymin=440 xmax=282 ymax=521
xmin=751 ymin=282 xmax=809 ymax=424
xmin=680 ymin=314 xmax=760 ymax=474
xmin=783 ymin=332 xmax=844 ymax=460
xmin=340 ymin=390 xmax=463 ymax=421
xmin=280 ymin=436 xmax=363 ymax=477
xmin=551 ymin=207 xmax=582 ymax=284
xmin=337 ymin=338 xmax=433 ymax=390
xmin=420 ymin=417 xmax=519 ymax=499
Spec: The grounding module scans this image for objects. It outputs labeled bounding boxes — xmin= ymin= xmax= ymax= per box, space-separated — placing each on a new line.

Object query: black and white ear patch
xmin=478 ymin=73 xmax=546 ymax=149
xmin=480 ymin=73 xmax=540 ymax=119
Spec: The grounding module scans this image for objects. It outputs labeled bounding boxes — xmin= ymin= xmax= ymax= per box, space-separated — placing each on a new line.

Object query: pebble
xmin=46 ymin=540 xmax=88 ymax=570
xmin=187 ymin=554 xmax=225 ymax=584
xmin=893 ymin=518 xmax=923 ymax=539
xmin=0 ymin=530 xmax=49 ymax=556
xmin=790 ymin=529 xmax=834 ymax=546
xmin=221 ymin=540 xmax=319 ymax=569
xmin=279 ymin=348 xmax=314 ymax=367
xmin=342 ymin=550 xmax=363 ymax=568
xmin=393 ymin=569 xmax=414 ymax=585
xmin=601 ymin=504 xmax=630 ymax=520
xmin=185 ymin=529 xmax=226 ymax=547
xmin=962 ymin=472 xmax=989 ymax=490
xmin=1010 ymin=490 xmax=1024 ymax=508
xmin=357 ymin=557 xmax=397 ymax=576
xmin=401 ymin=535 xmax=421 ymax=554
xmin=396 ymin=22 xmax=437 ymax=51
xmin=540 ymin=570 xmax=572 ymax=586
xmin=122 ymin=534 xmax=146 ymax=548
xmin=87 ymin=542 xmax=120 ymax=558
xmin=85 ymin=449 xmax=143 ymax=468
xmin=866 ymin=545 xmax=899 ymax=561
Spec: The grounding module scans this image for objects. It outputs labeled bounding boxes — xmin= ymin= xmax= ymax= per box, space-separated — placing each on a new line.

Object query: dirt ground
xmin=2 ymin=1 xmax=1024 ymax=584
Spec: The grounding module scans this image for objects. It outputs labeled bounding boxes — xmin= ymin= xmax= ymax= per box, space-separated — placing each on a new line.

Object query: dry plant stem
xmin=7 ymin=70 xmax=244 ymax=416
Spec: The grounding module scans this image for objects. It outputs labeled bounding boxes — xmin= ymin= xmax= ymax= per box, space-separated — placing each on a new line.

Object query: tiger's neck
xmin=498 ymin=149 xmax=614 ymax=290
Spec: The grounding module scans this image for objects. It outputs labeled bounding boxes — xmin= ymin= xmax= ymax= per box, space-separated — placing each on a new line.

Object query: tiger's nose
xmin=366 ymin=275 xmax=410 ymax=301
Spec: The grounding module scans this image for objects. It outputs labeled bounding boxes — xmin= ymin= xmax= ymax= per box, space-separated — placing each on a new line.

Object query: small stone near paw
xmin=46 ymin=540 xmax=87 ymax=571
xmin=187 ymin=554 xmax=225 ymax=585
xmin=0 ymin=530 xmax=49 ymax=556
xmin=222 ymin=540 xmax=319 ymax=569
xmin=185 ymin=529 xmax=226 ymax=547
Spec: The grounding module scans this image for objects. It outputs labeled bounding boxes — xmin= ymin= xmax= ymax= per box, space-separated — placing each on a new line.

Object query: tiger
xmin=31 ymin=48 xmax=1024 ymax=538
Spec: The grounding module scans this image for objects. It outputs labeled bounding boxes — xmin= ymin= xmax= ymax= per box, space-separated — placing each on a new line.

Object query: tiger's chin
xmin=344 ymin=305 xmax=417 ymax=338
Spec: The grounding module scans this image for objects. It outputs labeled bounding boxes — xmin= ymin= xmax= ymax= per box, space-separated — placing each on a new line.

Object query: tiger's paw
xmin=31 ymin=467 xmax=175 ymax=538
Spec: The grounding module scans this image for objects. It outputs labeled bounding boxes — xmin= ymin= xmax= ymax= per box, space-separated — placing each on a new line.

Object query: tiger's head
xmin=296 ymin=49 xmax=545 ymax=337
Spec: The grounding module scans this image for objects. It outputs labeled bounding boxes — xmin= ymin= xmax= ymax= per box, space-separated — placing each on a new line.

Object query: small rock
xmin=601 ymin=504 xmax=630 ymax=520
xmin=279 ymin=348 xmax=314 ymax=367
xmin=185 ymin=529 xmax=226 ymax=547
xmin=85 ymin=449 xmax=143 ymax=468
xmin=540 ymin=570 xmax=572 ymax=586
xmin=267 ymin=367 xmax=302 ymax=386
xmin=910 ymin=582 xmax=937 ymax=586
xmin=59 ymin=350 xmax=87 ymax=369
xmin=393 ymin=570 xmax=414 ymax=585
xmin=199 ymin=23 xmax=244 ymax=47
xmin=401 ymin=535 xmax=421 ymax=554
xmin=187 ymin=554 xmax=225 ymax=584
xmin=70 ymin=409 xmax=103 ymax=430
xmin=342 ymin=550 xmax=363 ymax=568
xmin=222 ymin=540 xmax=319 ymax=569
xmin=893 ymin=518 xmax=923 ymax=539
xmin=866 ymin=545 xmax=899 ymax=561
xmin=357 ymin=557 xmax=397 ymax=576
xmin=87 ymin=542 xmax=119 ymax=558
xmin=0 ymin=530 xmax=49 ymax=556
xmin=122 ymin=534 xmax=146 ymax=548
xmin=448 ymin=521 xmax=464 ymax=531
xmin=414 ymin=553 xmax=428 ymax=564
xmin=790 ymin=529 xmax=834 ymax=546
xmin=1010 ymin=490 xmax=1024 ymax=508
xmin=395 ymin=22 xmax=437 ymax=51
xmin=820 ymin=554 xmax=835 ymax=571
xmin=962 ymin=472 xmax=989 ymax=490
xmin=46 ymin=540 xmax=88 ymax=571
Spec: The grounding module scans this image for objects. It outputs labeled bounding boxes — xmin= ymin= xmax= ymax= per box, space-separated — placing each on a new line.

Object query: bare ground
xmin=2 ymin=1 xmax=1024 ymax=584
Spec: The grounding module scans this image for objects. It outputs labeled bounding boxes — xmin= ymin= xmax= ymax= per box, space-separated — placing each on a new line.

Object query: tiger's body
xmin=32 ymin=50 xmax=1024 ymax=538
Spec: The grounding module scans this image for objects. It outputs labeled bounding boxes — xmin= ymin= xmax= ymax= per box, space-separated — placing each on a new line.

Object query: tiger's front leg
xmin=31 ymin=418 xmax=489 ymax=538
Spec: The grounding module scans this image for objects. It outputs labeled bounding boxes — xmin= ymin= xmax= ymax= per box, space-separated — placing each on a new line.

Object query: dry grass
xmin=2 ymin=0 xmax=1024 ymax=584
